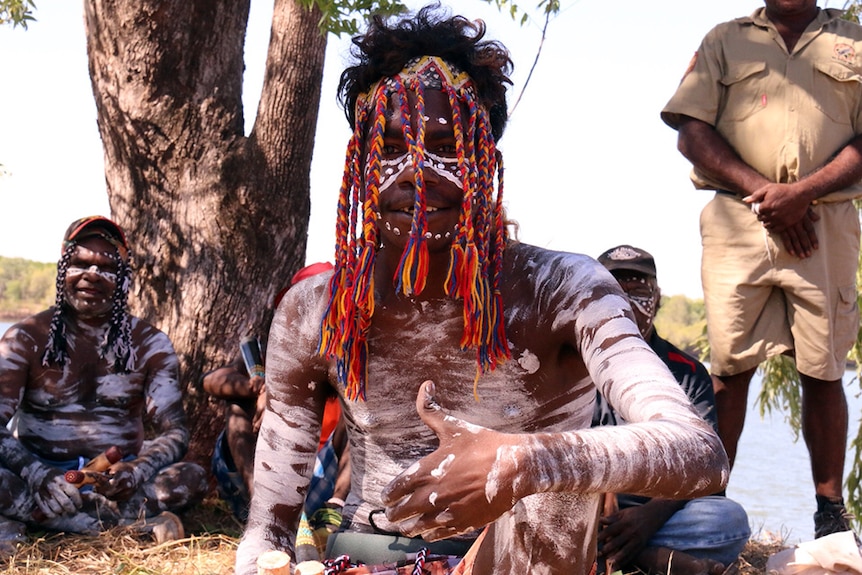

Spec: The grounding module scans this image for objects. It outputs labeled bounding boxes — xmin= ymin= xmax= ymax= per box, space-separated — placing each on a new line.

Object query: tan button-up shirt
xmin=662 ymin=8 xmax=862 ymax=202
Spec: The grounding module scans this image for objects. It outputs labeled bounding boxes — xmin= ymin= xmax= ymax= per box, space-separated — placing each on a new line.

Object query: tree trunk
xmin=84 ymin=0 xmax=327 ymax=467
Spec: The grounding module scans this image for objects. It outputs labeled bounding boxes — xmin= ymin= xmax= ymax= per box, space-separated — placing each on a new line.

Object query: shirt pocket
xmin=719 ymin=61 xmax=768 ymax=122
xmin=813 ymin=61 xmax=862 ymax=125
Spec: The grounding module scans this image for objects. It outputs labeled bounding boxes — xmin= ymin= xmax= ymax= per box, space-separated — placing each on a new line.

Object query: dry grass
xmin=1 ymin=501 xmax=789 ymax=575
xmin=733 ymin=531 xmax=789 ymax=575
xmin=1 ymin=497 xmax=243 ymax=575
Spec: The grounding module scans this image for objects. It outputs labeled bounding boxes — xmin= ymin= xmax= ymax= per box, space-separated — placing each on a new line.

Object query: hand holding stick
xmin=64 ymin=446 xmax=123 ymax=489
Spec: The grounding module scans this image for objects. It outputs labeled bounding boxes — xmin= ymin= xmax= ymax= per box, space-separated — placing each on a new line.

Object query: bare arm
xmin=0 ymin=321 xmax=84 ymax=517
xmin=598 ymin=498 xmax=686 ymax=569
xmin=202 ymin=363 xmax=264 ymax=400
xmin=382 ymin=263 xmax=727 ymax=540
xmin=676 ymin=116 xmax=770 ymax=195
xmin=235 ymin=287 xmax=331 ymax=575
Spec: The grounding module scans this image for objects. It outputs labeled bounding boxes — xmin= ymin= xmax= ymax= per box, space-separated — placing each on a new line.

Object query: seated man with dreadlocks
xmin=0 ymin=216 xmax=207 ymax=552
xmin=235 ymin=6 xmax=728 ymax=575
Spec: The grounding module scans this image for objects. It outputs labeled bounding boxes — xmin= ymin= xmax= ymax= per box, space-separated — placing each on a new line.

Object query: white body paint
xmin=235 ymin=243 xmax=727 ymax=575
xmin=430 ymin=454 xmax=455 ymax=478
xmin=0 ymin=309 xmax=205 ymax=531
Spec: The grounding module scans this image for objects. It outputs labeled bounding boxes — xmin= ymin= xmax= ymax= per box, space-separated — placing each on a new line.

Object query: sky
xmin=0 ymin=0 xmax=836 ymax=299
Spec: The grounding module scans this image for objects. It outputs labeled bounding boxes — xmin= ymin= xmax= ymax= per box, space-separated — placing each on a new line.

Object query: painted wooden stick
xmin=83 ymin=445 xmax=123 ymax=472
xmin=64 ymin=445 xmax=124 ymax=488
xmin=63 ymin=469 xmax=106 ymax=488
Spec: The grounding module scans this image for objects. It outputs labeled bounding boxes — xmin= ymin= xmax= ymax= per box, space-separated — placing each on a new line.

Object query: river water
xmin=0 ymin=321 xmax=857 ymax=543
xmin=728 ymin=371 xmax=862 ymax=543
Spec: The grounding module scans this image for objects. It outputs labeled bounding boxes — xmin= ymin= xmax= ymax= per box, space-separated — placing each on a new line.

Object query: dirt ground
xmin=0 ymin=499 xmax=788 ymax=575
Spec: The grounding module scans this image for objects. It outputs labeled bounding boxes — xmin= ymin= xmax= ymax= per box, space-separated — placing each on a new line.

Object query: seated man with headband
xmin=0 ymin=216 xmax=207 ymax=553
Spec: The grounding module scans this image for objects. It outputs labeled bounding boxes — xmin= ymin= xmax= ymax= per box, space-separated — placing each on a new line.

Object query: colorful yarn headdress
xmin=42 ymin=216 xmax=136 ymax=373
xmin=318 ymin=56 xmax=510 ymax=401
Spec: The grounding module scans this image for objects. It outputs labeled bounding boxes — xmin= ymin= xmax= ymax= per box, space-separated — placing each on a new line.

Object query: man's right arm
xmin=201 ymin=363 xmax=262 ymax=400
xmin=676 ymin=116 xmax=769 ymax=196
xmin=234 ymin=285 xmax=332 ymax=575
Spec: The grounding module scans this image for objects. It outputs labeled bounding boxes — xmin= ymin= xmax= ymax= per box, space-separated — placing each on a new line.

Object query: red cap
xmin=63 ymin=216 xmax=130 ymax=261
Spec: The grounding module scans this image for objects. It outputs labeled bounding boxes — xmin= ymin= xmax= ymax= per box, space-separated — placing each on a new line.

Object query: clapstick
xmin=64 ymin=446 xmax=123 ymax=488
xmin=82 ymin=445 xmax=123 ymax=472
xmin=64 ymin=469 xmax=105 ymax=488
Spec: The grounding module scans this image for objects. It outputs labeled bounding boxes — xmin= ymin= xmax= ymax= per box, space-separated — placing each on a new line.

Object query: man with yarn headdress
xmin=0 ymin=216 xmax=207 ymax=553
xmin=236 ymin=6 xmax=728 ymax=575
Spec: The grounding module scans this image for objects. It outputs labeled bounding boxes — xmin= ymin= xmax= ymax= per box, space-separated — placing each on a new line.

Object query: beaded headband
xmin=318 ymin=56 xmax=509 ymax=401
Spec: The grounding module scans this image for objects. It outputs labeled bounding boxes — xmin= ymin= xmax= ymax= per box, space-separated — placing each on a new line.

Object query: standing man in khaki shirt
xmin=662 ymin=0 xmax=862 ymax=539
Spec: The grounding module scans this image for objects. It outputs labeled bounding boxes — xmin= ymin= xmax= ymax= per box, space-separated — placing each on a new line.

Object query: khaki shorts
xmin=701 ymin=194 xmax=860 ymax=381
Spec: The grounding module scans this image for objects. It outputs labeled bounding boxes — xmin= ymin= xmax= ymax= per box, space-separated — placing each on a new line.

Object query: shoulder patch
xmin=682 ymin=51 xmax=698 ymax=80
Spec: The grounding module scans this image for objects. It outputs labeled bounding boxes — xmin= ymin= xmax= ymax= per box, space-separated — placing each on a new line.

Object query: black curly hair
xmin=337 ymin=3 xmax=513 ymax=141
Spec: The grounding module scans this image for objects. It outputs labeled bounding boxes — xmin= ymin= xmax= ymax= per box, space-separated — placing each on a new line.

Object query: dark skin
xmin=202 ymin=363 xmax=266 ymax=497
xmin=677 ymin=0 xmax=857 ymax=502
xmin=202 ymin=356 xmax=350 ymax=506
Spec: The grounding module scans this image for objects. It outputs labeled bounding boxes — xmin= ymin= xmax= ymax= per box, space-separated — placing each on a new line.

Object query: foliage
xmin=0 ymin=256 xmax=55 ymax=320
xmin=843 ymin=0 xmax=862 ymax=22
xmin=298 ymin=0 xmax=408 ymax=34
xmin=654 ymin=294 xmax=706 ymax=356
xmin=0 ymin=0 xmax=36 ymax=29
xmin=297 ymin=0 xmax=566 ymax=34
xmin=480 ymin=0 xmax=561 ymax=24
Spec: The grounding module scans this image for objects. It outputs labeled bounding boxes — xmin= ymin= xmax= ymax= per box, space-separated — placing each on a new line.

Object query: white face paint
xmin=66 ymin=264 xmax=118 ymax=284
xmin=63 ymin=243 xmax=120 ymax=319
xmin=376 ymin=151 xmax=464 ymax=193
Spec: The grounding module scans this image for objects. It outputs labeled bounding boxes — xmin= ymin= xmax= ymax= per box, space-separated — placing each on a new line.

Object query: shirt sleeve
xmin=661 ymin=25 xmax=726 ymax=130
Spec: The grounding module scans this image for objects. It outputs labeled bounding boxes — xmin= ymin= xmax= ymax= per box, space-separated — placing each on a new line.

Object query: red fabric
xmin=292 ymin=262 xmax=334 ymax=286
xmin=320 ymin=396 xmax=341 ymax=450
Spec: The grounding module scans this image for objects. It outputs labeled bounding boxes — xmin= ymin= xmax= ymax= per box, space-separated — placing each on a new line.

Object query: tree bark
xmin=84 ymin=0 xmax=327 ymax=466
